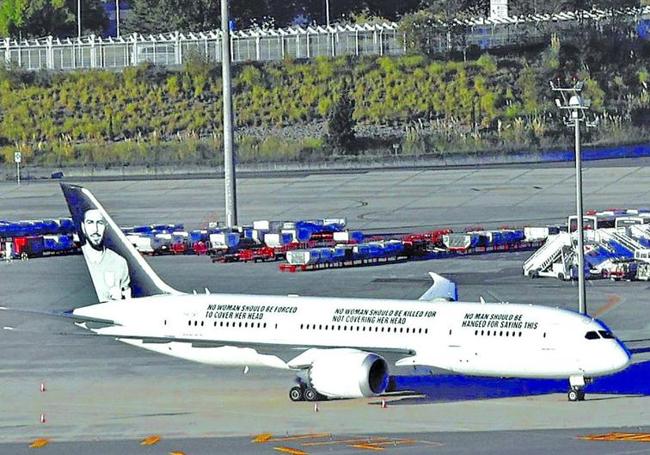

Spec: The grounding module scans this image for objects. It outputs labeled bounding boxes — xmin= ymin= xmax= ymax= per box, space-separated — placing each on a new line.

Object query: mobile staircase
xmin=523 ymin=232 xmax=575 ymax=280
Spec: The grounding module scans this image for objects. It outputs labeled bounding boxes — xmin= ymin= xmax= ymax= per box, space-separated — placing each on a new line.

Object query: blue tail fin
xmin=61 ymin=183 xmax=181 ymax=302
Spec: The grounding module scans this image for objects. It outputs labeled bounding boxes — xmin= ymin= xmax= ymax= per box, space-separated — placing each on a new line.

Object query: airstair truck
xmin=523 ymin=232 xmax=575 ymax=280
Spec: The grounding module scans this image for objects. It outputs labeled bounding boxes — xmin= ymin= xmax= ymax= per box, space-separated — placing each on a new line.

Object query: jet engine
xmin=308 ymin=349 xmax=389 ymax=398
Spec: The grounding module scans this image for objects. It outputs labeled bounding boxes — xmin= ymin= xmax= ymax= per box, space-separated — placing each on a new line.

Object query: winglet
xmin=418 ymin=272 xmax=458 ymax=302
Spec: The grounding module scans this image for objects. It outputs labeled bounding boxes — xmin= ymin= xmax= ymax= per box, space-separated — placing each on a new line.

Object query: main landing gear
xmin=289 ymin=384 xmax=326 ymax=402
xmin=567 ymin=375 xmax=590 ymax=402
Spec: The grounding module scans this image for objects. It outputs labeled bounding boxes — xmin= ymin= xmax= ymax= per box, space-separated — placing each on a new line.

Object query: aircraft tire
xmin=568 ymin=389 xmax=579 ymax=402
xmin=304 ymin=387 xmax=320 ymax=402
xmin=289 ymin=386 xmax=304 ymax=402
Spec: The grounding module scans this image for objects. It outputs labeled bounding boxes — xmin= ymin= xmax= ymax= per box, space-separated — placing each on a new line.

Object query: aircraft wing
xmin=0 ymin=305 xmax=119 ymax=327
xmin=113 ymin=333 xmax=415 ymax=366
xmin=418 ymin=272 xmax=458 ymax=302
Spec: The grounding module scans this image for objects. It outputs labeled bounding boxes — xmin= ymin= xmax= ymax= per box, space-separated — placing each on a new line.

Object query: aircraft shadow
xmin=386 ymin=360 xmax=650 ymax=405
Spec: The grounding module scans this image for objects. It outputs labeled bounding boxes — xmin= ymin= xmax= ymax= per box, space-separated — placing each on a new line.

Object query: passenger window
xmin=585 ymin=331 xmax=600 ymax=340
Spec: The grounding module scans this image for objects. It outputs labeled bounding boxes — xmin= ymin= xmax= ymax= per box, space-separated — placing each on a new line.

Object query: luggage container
xmin=286 ymin=249 xmax=320 ymax=265
xmin=132 ymin=225 xmax=154 ymax=234
xmin=324 ymin=218 xmax=346 ymax=229
xmin=253 ymin=220 xmax=271 ymax=231
xmin=189 ymin=230 xmax=209 ymax=244
xmin=43 ymin=234 xmax=75 ymax=253
xmin=152 ymin=233 xmax=173 ymax=254
xmin=127 ymin=234 xmax=154 ymax=254
xmin=209 ymin=232 xmax=240 ymax=249
xmin=58 ymin=218 xmax=75 ymax=234
xmin=333 ymin=231 xmax=364 ymax=243
xmin=28 ymin=236 xmax=45 ymax=255
xmin=443 ymin=233 xmax=480 ymax=251
xmin=353 ymin=244 xmax=371 ymax=259
xmin=264 ymin=233 xmax=292 ymax=248
xmin=524 ymin=227 xmax=550 ymax=242
xmin=332 ymin=246 xmax=349 ymax=260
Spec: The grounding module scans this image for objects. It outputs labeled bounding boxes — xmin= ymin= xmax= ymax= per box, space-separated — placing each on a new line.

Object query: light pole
xmin=116 ymin=0 xmax=121 ymax=38
xmin=325 ymin=0 xmax=330 ymax=27
xmin=77 ymin=0 xmax=82 ymax=38
xmin=222 ymin=0 xmax=237 ymax=227
xmin=551 ymin=80 xmax=595 ymax=315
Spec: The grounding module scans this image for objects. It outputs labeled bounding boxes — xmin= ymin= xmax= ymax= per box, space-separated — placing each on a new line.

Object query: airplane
xmin=11 ymin=183 xmax=633 ymax=403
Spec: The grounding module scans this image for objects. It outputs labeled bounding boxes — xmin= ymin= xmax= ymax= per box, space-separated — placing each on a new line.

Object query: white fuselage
xmin=73 ymin=293 xmax=630 ymax=380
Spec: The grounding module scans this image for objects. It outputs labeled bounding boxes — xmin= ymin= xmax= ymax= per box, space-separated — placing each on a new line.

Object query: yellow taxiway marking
xmin=592 ymin=295 xmax=622 ymax=318
xmin=303 ymin=437 xmax=391 ymax=447
xmin=350 ymin=443 xmax=385 ymax=451
xmin=273 ymin=446 xmax=309 ymax=455
xmin=267 ymin=433 xmax=331 ymax=442
xmin=580 ymin=432 xmax=650 ymax=442
xmin=140 ymin=435 xmax=161 ymax=446
xmin=29 ymin=438 xmax=50 ymax=449
xmin=169 ymin=452 xmax=186 ymax=455
xmin=252 ymin=433 xmax=274 ymax=443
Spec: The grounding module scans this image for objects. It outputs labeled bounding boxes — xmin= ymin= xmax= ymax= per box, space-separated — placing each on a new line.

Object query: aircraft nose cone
xmin=614 ymin=342 xmax=631 ymax=372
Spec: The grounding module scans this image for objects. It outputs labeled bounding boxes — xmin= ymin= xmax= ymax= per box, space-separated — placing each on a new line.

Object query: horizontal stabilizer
xmin=419 ymin=272 xmax=458 ymax=302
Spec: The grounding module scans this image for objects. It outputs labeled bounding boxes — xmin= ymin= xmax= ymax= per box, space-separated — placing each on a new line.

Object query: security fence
xmin=1 ymin=6 xmax=648 ymax=72
xmin=0 ymin=23 xmax=403 ymax=71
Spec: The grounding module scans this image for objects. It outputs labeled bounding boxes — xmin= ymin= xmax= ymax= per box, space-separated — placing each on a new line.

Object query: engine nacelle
xmin=308 ymin=349 xmax=389 ymax=398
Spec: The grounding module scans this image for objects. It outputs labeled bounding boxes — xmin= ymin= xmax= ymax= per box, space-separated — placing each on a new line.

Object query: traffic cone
xmin=40 ymin=413 xmax=46 ymax=424
xmin=40 ymin=383 xmax=46 ymax=392
xmin=313 ymin=403 xmax=319 ymax=413
xmin=381 ymin=399 xmax=387 ymax=409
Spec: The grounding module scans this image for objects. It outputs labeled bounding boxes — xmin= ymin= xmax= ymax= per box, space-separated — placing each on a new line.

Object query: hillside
xmin=0 ymin=36 xmax=649 ymax=168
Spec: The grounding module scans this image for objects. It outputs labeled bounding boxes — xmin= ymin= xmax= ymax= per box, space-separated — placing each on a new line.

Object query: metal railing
xmin=1 ymin=6 xmax=648 ymax=71
xmin=0 ymin=23 xmax=403 ymax=71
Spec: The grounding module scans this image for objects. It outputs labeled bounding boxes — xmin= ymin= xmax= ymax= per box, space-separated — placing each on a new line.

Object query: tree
xmin=125 ymin=0 xmax=275 ymax=34
xmin=326 ymin=88 xmax=356 ymax=153
xmin=0 ymin=0 xmax=27 ymax=36
xmin=125 ymin=0 xmax=218 ymax=34
xmin=0 ymin=0 xmax=106 ymax=38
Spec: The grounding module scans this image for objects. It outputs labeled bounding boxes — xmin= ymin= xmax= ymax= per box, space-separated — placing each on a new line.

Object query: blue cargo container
xmin=132 ymin=225 xmax=153 ymax=234
xmin=27 ymin=236 xmax=45 ymax=256
xmin=190 ymin=230 xmax=209 ymax=243
xmin=332 ymin=247 xmax=348 ymax=260
xmin=43 ymin=234 xmax=74 ymax=252
xmin=59 ymin=218 xmax=75 ymax=234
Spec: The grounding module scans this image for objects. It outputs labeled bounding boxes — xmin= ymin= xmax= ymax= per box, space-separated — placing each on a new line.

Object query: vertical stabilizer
xmin=61 ymin=183 xmax=181 ymax=302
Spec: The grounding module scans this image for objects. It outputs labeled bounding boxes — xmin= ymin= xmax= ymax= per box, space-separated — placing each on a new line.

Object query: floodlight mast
xmin=222 ymin=0 xmax=238 ymax=227
xmin=550 ymin=80 xmax=595 ymax=316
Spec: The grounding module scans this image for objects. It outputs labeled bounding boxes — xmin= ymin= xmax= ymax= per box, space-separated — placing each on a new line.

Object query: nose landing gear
xmin=568 ymin=375 xmax=590 ymax=402
xmin=567 ymin=388 xmax=585 ymax=402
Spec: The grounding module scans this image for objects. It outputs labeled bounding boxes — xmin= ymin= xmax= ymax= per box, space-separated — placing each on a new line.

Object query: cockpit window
xmin=585 ymin=331 xmax=600 ymax=340
xmin=598 ymin=330 xmax=615 ymax=339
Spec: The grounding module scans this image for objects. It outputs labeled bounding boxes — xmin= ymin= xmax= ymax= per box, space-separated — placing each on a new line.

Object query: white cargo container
xmin=253 ymin=220 xmax=271 ymax=231
xmin=286 ymin=250 xmax=320 ymax=265
xmin=127 ymin=234 xmax=154 ymax=254
xmin=209 ymin=232 xmax=240 ymax=249
xmin=324 ymin=218 xmax=346 ymax=227
xmin=524 ymin=227 xmax=550 ymax=242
